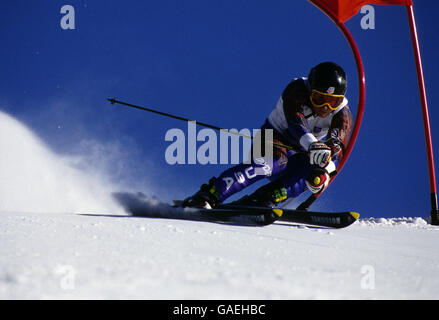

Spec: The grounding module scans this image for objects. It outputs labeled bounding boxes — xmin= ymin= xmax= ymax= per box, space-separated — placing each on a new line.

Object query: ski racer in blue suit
xmin=182 ymin=62 xmax=353 ymax=209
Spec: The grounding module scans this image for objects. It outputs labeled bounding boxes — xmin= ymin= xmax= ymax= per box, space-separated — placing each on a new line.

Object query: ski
xmin=193 ymin=206 xmax=281 ymax=226
xmin=114 ymin=192 xmax=358 ymax=228
xmin=172 ymin=200 xmax=359 ymax=228
xmin=213 ymin=203 xmax=359 ymax=229
xmin=113 ymin=192 xmax=277 ymax=226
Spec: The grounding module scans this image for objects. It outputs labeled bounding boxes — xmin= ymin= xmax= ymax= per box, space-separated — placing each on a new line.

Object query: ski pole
xmin=107 ymin=98 xmax=295 ymax=151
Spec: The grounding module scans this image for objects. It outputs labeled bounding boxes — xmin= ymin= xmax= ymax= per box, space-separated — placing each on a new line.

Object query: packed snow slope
xmin=1 ymin=211 xmax=439 ymax=299
xmin=1 ymin=110 xmax=439 ymax=299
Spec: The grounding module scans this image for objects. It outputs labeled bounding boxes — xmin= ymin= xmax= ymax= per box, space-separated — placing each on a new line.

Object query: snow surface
xmin=1 ymin=110 xmax=439 ymax=300
xmin=1 ymin=211 xmax=439 ymax=299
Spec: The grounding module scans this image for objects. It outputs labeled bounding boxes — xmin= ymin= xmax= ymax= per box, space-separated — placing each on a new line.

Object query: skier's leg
xmin=276 ymin=155 xmax=340 ymax=200
xmin=238 ymin=153 xmax=340 ymax=207
xmin=230 ymin=152 xmax=312 ymax=207
xmin=270 ymin=153 xmax=313 ymax=199
xmin=234 ymin=153 xmax=344 ymax=207
xmin=181 ymin=147 xmax=288 ymax=208
xmin=181 ymin=123 xmax=289 ymax=208
xmin=212 ymin=158 xmax=276 ymax=202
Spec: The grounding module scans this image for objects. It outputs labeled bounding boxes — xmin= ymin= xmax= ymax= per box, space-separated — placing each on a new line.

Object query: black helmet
xmin=308 ymin=62 xmax=347 ymax=96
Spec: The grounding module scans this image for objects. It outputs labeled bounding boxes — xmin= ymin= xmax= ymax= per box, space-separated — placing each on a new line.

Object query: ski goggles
xmin=310 ymin=89 xmax=344 ymax=111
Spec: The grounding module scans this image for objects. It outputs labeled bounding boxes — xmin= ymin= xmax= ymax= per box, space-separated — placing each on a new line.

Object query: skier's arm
xmin=304 ymin=108 xmax=352 ymax=194
xmin=325 ymin=106 xmax=353 ymax=162
xmin=281 ymin=80 xmax=317 ymax=151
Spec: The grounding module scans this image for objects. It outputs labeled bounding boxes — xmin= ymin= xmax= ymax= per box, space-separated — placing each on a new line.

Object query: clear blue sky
xmin=1 ymin=0 xmax=437 ymax=218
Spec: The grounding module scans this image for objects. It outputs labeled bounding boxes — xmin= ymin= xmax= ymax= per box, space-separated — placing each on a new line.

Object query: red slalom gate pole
xmin=297 ymin=1 xmax=366 ymax=211
xmin=406 ymin=4 xmax=439 ymax=225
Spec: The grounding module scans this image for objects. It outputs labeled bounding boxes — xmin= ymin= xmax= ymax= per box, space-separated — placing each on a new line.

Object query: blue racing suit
xmin=212 ymin=77 xmax=353 ymax=203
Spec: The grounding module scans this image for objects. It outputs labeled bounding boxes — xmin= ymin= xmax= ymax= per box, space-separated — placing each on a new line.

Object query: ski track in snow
xmin=1 ymin=210 xmax=438 ymax=300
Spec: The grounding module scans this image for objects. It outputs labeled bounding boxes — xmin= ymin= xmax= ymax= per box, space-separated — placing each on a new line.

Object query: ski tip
xmin=349 ymin=211 xmax=360 ymax=220
xmin=107 ymin=98 xmax=116 ymax=104
xmin=272 ymin=208 xmax=283 ymax=217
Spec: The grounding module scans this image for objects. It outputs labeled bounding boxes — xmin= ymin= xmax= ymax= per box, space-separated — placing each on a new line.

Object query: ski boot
xmin=180 ymin=177 xmax=221 ymax=209
xmin=230 ymin=180 xmax=288 ymax=208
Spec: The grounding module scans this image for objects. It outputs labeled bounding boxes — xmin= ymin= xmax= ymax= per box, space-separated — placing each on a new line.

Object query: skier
xmin=181 ymin=62 xmax=353 ymax=209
